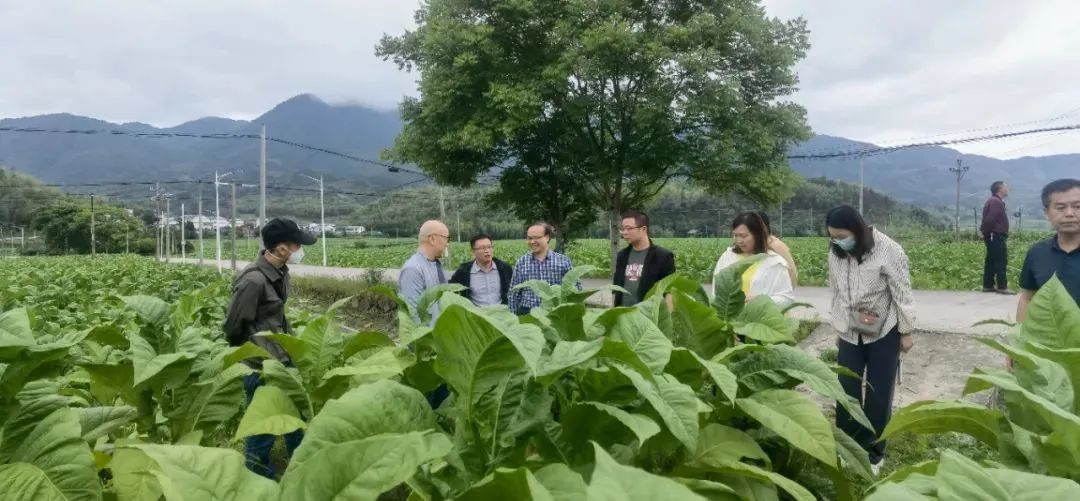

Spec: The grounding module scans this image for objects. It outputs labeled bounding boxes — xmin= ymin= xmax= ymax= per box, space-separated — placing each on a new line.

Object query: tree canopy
xmin=378 ymin=0 xmax=812 ymax=254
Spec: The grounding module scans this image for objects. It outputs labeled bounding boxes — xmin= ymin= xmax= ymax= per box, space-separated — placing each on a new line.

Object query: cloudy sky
xmin=2 ymin=0 xmax=1078 ymax=159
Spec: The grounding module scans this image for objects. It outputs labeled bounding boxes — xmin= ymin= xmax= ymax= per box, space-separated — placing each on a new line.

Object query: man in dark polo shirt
xmin=981 ymin=181 xmax=1014 ymax=294
xmin=1017 ymin=178 xmax=1080 ymax=321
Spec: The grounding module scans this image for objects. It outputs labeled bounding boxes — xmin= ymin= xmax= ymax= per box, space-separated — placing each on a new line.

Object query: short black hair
xmin=825 ymin=205 xmax=875 ymax=263
xmin=1041 ymin=178 xmax=1080 ymax=208
xmin=469 ymin=233 xmax=493 ymax=249
xmin=621 ymin=211 xmax=649 ymax=229
xmin=991 ymin=181 xmax=1006 ymax=195
xmin=731 ymin=212 xmax=769 ymax=254
xmin=527 ymin=221 xmax=554 ymax=237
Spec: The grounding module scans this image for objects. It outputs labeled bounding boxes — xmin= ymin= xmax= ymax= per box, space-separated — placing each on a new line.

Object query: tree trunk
xmin=608 ymin=199 xmax=622 ymax=274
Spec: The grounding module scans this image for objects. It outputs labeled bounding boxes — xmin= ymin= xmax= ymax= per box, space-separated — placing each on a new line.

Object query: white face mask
xmin=287 ymin=247 xmax=304 ymax=264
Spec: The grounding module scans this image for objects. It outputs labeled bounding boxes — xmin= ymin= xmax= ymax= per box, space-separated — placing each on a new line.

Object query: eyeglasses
xmin=619 ymin=225 xmax=643 ymax=232
xmin=431 ymin=234 xmax=450 ymax=240
xmin=472 ymin=245 xmax=493 ymax=251
xmin=526 ymin=235 xmax=547 ymax=241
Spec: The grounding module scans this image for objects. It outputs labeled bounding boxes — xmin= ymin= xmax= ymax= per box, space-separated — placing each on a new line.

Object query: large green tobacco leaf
xmin=280 ymin=431 xmax=451 ymax=500
xmin=456 ymin=467 xmax=556 ymax=501
xmin=586 ymin=443 xmax=706 ymax=500
xmin=1020 ymin=276 xmax=1080 ymax=350
xmin=736 ymin=389 xmax=837 ymax=468
xmin=880 ymin=400 xmax=1006 ymax=449
xmin=592 ymin=308 xmax=673 ymax=374
xmin=977 ymin=338 xmax=1076 ymax=412
xmin=671 ymin=290 xmax=733 ymax=359
xmin=284 ymin=380 xmax=438 ymax=479
xmin=685 ymin=423 xmax=771 ymax=470
xmin=296 ymin=313 xmax=347 ymax=384
xmin=613 ymin=365 xmax=699 ymax=450
xmin=432 ymin=305 xmax=544 ymax=411
xmin=0 ymin=408 xmax=101 ymax=501
xmin=731 ymin=296 xmax=798 ymax=344
xmin=729 ymin=343 xmax=874 ymax=431
xmin=536 ymin=339 xmax=604 ymax=385
xmin=109 ymin=442 xmax=163 ymax=501
xmin=471 ymin=369 xmax=553 ymax=465
xmin=128 ymin=333 xmax=195 ymax=388
xmin=259 ymin=359 xmax=313 ymax=418
xmin=123 ymin=444 xmax=278 ymax=501
xmin=77 ymin=406 xmax=138 ymax=442
xmin=560 ymin=401 xmax=662 ymax=455
xmin=712 ymin=258 xmax=756 ymax=321
xmin=665 ymin=348 xmax=739 ymax=404
xmin=0 ymin=307 xmax=35 ymax=359
xmin=533 ymin=463 xmax=588 ymax=501
xmin=834 ymin=425 xmax=874 ymax=482
xmin=168 ymin=362 xmax=251 ymax=438
xmin=120 ymin=295 xmax=170 ymax=326
xmin=234 ymin=385 xmax=306 ymax=439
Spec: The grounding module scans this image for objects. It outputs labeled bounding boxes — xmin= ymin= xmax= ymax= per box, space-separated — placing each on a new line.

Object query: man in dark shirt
xmin=1018 ymin=178 xmax=1080 ymax=321
xmin=613 ymin=211 xmax=676 ymax=306
xmin=981 ymin=181 xmax=1014 ymax=294
xmin=223 ymin=217 xmax=315 ymax=479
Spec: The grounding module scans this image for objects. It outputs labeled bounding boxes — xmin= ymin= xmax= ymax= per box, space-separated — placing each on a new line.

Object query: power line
xmin=786 ymin=123 xmax=1080 ymax=160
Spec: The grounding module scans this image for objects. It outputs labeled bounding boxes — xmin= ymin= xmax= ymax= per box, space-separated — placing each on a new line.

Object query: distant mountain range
xmin=1 ymin=94 xmax=1073 ymax=216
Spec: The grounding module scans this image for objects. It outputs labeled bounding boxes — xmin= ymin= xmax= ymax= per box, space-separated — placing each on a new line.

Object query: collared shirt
xmin=981 ymin=195 xmax=1009 ymax=236
xmin=827 ymin=229 xmax=916 ymax=344
xmin=469 ymin=261 xmax=502 ymax=306
xmin=399 ymin=250 xmax=447 ymax=323
xmin=508 ymin=250 xmax=577 ymax=315
xmin=1019 ymin=235 xmax=1080 ymax=303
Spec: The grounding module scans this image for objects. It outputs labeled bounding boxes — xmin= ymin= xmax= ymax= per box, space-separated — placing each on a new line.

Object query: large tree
xmin=378 ymin=0 xmax=811 ymax=259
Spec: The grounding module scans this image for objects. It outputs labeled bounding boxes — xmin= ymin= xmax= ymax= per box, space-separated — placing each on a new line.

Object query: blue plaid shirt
xmin=508 ymin=251 xmax=578 ymax=315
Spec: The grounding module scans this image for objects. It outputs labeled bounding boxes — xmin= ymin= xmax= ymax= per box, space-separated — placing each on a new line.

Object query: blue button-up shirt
xmin=399 ymin=251 xmax=447 ymax=323
xmin=469 ymin=262 xmax=502 ymax=306
xmin=508 ymin=250 xmax=577 ymax=315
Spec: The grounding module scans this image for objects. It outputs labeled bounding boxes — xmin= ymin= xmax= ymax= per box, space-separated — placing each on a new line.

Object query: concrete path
xmin=169 ymin=258 xmax=1017 ymax=335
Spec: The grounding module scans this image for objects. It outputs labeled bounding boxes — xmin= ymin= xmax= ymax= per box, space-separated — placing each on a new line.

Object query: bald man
xmin=399 ymin=220 xmax=451 ymax=323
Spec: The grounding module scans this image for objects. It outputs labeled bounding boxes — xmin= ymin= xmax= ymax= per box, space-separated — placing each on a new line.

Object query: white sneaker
xmin=870 ymin=458 xmax=884 ymax=477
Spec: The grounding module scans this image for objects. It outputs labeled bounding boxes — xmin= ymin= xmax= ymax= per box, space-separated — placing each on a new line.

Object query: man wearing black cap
xmin=223 ymin=217 xmax=315 ymax=479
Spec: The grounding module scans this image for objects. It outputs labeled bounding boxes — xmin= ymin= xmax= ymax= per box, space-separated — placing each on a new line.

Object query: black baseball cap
xmin=261 ymin=218 xmax=317 ymax=249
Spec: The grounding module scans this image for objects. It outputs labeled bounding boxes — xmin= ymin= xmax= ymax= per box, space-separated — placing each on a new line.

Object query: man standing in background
xmin=613 ymin=211 xmax=675 ymax=306
xmin=981 ymin=181 xmax=1015 ymax=294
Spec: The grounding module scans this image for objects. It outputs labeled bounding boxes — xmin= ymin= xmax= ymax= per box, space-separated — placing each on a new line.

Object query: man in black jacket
xmin=223 ymin=217 xmax=315 ymax=479
xmin=449 ymin=233 xmax=514 ymax=306
xmin=613 ymin=211 xmax=676 ymax=306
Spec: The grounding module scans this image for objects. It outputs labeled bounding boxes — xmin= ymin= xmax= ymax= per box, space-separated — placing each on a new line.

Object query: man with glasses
xmin=508 ymin=222 xmax=577 ymax=315
xmin=613 ymin=211 xmax=676 ymax=306
xmin=399 ymin=219 xmax=451 ymax=323
xmin=449 ymin=233 xmax=513 ymax=306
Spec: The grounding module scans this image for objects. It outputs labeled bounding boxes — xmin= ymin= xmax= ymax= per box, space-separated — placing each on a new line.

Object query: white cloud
xmin=2 ymin=0 xmax=1078 ymax=158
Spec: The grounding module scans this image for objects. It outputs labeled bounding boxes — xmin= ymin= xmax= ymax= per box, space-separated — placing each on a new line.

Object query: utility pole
xmin=90 ymin=194 xmax=96 ymax=256
xmin=164 ymin=196 xmax=171 ymax=263
xmin=300 ymin=173 xmax=328 ymax=267
xmin=858 ymin=156 xmax=865 ymax=215
xmin=197 ymin=185 xmax=204 ymax=265
xmin=259 ymin=124 xmax=267 ymax=233
xmin=180 ymin=202 xmax=186 ymax=260
xmin=456 ymin=210 xmax=461 ymax=242
xmin=439 ymin=187 xmax=448 ymax=259
xmin=949 ymin=159 xmax=970 ymax=242
xmin=214 ymin=171 xmax=233 ymax=272
xmin=230 ymin=182 xmax=238 ymax=272
xmin=778 ymin=203 xmax=784 ymax=237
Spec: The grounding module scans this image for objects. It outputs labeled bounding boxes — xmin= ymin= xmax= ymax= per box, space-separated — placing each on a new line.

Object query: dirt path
xmin=798 ymin=324 xmax=1006 ymax=406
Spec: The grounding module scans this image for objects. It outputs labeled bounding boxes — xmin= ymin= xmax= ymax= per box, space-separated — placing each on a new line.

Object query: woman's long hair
xmin=730 ymin=212 xmax=770 ymax=255
xmin=825 ymin=205 xmax=875 ymax=262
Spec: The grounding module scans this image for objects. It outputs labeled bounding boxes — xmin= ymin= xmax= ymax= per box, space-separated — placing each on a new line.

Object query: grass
xmin=793 ymin=320 xmax=820 ymax=344
xmin=290 ymin=274 xmax=398 ymax=334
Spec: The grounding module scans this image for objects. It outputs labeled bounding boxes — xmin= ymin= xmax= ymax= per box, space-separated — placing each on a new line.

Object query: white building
xmin=342 ymin=225 xmax=366 ymax=236
xmin=307 ymin=222 xmax=337 ymax=233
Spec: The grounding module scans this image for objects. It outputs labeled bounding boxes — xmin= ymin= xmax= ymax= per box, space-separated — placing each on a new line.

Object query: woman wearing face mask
xmin=825 ymin=205 xmax=915 ymax=476
xmin=712 ymin=212 xmax=794 ymax=306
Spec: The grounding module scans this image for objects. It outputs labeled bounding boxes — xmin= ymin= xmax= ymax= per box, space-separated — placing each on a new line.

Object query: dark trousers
xmin=243 ymin=371 xmax=303 ymax=479
xmin=983 ymin=233 xmax=1008 ymax=290
xmin=836 ymin=326 xmax=901 ymax=464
